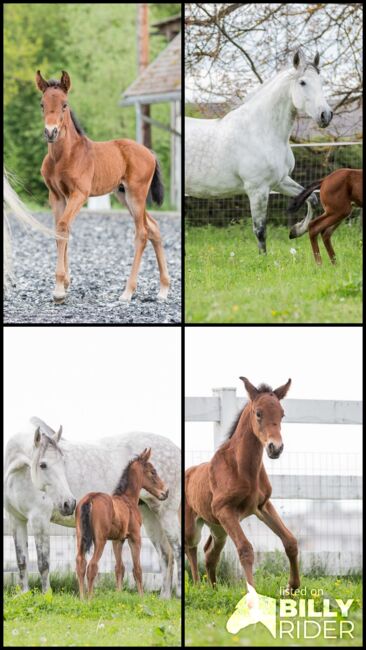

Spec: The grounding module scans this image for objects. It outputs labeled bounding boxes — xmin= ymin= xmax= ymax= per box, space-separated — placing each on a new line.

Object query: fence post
xmin=212 ymin=387 xmax=238 ymax=448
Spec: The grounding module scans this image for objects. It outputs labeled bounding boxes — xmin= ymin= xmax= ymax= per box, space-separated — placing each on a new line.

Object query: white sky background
xmin=4 ymin=327 xmax=181 ymax=449
xmin=185 ymin=327 xmax=362 ymax=474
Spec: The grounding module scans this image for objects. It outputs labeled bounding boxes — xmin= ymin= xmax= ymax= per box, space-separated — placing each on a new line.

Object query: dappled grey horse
xmin=185 ymin=50 xmax=333 ymax=251
xmin=4 ymin=418 xmax=181 ymax=597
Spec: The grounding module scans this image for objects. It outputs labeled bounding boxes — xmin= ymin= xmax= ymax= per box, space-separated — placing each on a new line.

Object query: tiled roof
xmin=123 ymin=33 xmax=181 ymax=99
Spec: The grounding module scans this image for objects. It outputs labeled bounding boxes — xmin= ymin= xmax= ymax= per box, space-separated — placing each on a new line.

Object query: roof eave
xmin=119 ymin=91 xmax=181 ymax=106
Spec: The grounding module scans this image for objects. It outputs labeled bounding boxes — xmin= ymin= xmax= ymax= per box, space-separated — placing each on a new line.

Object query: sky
xmin=4 ymin=327 xmax=181 ymax=449
xmin=185 ymin=326 xmax=362 ymax=473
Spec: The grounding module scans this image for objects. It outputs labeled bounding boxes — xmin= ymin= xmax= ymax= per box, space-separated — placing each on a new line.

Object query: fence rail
xmin=185 ymin=389 xmax=362 ymax=575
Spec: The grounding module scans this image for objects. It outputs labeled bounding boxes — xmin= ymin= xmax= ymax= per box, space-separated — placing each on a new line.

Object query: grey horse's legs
xmin=159 ymin=509 xmax=181 ymax=598
xmin=247 ymin=189 xmax=270 ymax=253
xmin=10 ymin=514 xmax=29 ymax=592
xmin=30 ymin=516 xmax=51 ymax=592
xmin=140 ymin=504 xmax=174 ymax=599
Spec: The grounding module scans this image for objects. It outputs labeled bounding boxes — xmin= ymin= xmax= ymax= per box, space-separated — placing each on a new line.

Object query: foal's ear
xmin=140 ymin=447 xmax=152 ymax=462
xmin=34 ymin=426 xmax=42 ymax=447
xmin=273 ymin=378 xmax=291 ymax=400
xmin=239 ymin=377 xmax=259 ymax=402
xmin=36 ymin=70 xmax=49 ymax=93
xmin=60 ymin=70 xmax=71 ymax=94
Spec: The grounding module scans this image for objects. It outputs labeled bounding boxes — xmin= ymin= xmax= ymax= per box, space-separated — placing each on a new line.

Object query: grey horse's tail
xmin=149 ymin=158 xmax=164 ymax=206
xmin=288 ymin=179 xmax=322 ymax=213
xmin=80 ymin=501 xmax=93 ymax=553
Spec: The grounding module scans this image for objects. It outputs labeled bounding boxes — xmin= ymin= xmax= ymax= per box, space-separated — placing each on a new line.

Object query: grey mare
xmin=4 ymin=418 xmax=181 ymax=597
xmin=185 ymin=50 xmax=333 ymax=251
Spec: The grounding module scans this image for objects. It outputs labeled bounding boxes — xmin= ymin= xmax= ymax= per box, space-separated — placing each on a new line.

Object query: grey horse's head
xmin=291 ymin=49 xmax=333 ymax=128
xmin=30 ymin=418 xmax=76 ymax=516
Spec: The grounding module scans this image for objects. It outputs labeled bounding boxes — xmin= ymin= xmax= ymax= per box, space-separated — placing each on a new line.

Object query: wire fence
xmin=185 ymin=142 xmax=363 ymax=227
xmin=3 ymin=522 xmax=162 ymax=590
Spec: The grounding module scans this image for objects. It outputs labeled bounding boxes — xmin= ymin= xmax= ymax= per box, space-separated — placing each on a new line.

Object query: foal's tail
xmin=149 ymin=158 xmax=164 ymax=206
xmin=288 ymin=179 xmax=322 ymax=213
xmin=80 ymin=501 xmax=93 ymax=553
xmin=203 ymin=535 xmax=213 ymax=553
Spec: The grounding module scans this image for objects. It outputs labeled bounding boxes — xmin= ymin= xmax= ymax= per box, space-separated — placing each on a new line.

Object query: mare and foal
xmin=75 ymin=448 xmax=168 ymax=598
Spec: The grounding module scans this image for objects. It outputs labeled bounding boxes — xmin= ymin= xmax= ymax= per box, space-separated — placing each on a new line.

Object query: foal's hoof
xmin=119 ymin=292 xmax=132 ymax=303
xmin=53 ymin=291 xmax=66 ymax=304
xmin=157 ymin=288 xmax=169 ymax=301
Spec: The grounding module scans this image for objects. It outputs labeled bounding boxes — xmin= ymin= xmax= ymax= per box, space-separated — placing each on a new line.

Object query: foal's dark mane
xmin=226 ymin=383 xmax=274 ymax=440
xmin=113 ymin=455 xmax=140 ymax=496
xmin=45 ymin=79 xmax=85 ymax=135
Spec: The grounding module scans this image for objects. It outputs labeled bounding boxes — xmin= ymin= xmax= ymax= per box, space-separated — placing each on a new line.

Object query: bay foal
xmin=289 ymin=168 xmax=363 ymax=263
xmin=36 ymin=70 xmax=170 ymax=303
xmin=185 ymin=377 xmax=299 ymax=594
xmin=76 ymin=448 xmax=168 ymax=598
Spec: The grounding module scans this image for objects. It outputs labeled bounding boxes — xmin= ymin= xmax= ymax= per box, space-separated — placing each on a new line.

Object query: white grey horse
xmin=185 ymin=50 xmax=333 ymax=251
xmin=4 ymin=418 xmax=181 ymax=598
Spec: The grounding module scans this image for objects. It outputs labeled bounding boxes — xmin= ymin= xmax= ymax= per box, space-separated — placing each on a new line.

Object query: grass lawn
xmin=185 ymin=571 xmax=362 ymax=646
xmin=185 ymin=222 xmax=362 ymax=323
xmin=4 ymin=579 xmax=181 ymax=647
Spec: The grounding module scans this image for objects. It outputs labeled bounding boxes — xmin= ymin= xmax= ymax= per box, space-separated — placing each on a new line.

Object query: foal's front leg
xmin=213 ymin=504 xmax=255 ymax=589
xmin=256 ymin=499 xmax=300 ymax=591
xmin=128 ymin=535 xmax=144 ymax=595
xmin=112 ymin=540 xmax=125 ymax=591
xmin=53 ymin=190 xmax=87 ymax=303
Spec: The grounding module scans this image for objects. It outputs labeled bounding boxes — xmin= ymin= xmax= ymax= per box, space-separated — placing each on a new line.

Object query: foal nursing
xmin=185 ymin=377 xmax=300 ymax=594
xmin=75 ymin=448 xmax=168 ymax=598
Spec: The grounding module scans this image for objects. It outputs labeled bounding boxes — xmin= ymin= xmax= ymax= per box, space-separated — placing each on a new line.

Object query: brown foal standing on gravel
xmin=36 ymin=70 xmax=170 ymax=303
xmin=75 ymin=448 xmax=169 ymax=598
xmin=185 ymin=377 xmax=300 ymax=593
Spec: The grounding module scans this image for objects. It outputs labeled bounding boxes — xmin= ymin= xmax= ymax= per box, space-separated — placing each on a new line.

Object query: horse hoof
xmin=53 ymin=292 xmax=66 ymax=304
xmin=119 ymin=293 xmax=132 ymax=303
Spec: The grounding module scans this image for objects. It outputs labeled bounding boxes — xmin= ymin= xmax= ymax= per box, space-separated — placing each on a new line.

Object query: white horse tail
xmin=3 ymin=169 xmax=63 ymax=288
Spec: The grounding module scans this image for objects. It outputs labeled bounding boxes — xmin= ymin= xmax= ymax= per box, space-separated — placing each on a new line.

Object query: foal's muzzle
xmin=44 ymin=127 xmax=59 ymax=142
xmin=266 ymin=442 xmax=284 ymax=459
xmin=159 ymin=488 xmax=169 ymax=501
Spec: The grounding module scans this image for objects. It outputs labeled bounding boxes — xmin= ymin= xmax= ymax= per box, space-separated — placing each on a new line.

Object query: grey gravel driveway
xmin=4 ymin=210 xmax=181 ymax=324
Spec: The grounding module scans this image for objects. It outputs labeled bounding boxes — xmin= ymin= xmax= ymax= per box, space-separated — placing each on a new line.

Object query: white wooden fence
xmin=185 ymin=389 xmax=362 ymax=575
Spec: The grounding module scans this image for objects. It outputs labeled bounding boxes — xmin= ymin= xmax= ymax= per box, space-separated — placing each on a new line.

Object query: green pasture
xmin=185 ymin=569 xmax=362 ymax=647
xmin=185 ymin=221 xmax=362 ymax=323
xmin=4 ymin=575 xmax=181 ymax=647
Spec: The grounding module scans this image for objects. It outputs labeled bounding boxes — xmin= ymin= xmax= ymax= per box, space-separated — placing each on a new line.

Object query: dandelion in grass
xmin=290 ymin=248 xmax=297 ymax=255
